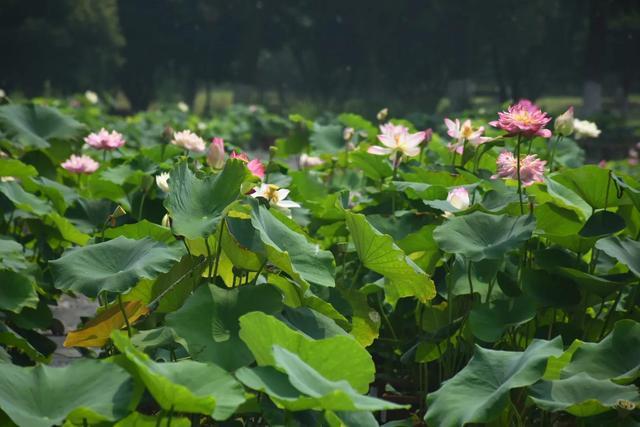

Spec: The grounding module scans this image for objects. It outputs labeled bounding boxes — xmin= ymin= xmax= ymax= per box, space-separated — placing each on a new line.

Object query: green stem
xmin=204 ymin=238 xmax=213 ymax=279
xmin=117 ymin=294 xmax=131 ymax=337
xmin=516 ymin=135 xmax=524 ymax=214
xmin=166 ymin=405 xmax=174 ymax=427
xmin=467 ymin=260 xmax=474 ymax=300
xmin=212 ymin=220 xmax=225 ymax=280
xmin=377 ymin=293 xmax=398 ymax=340
xmin=599 ymin=289 xmax=623 ymax=340
xmin=548 ymin=135 xmax=562 ymax=171
xmin=251 ymin=260 xmax=267 ymax=285
xmin=137 ymin=190 xmax=148 ymax=221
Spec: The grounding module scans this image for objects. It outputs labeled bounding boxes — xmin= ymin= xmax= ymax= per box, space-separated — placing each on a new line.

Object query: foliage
xmin=0 ymin=99 xmax=638 ymax=427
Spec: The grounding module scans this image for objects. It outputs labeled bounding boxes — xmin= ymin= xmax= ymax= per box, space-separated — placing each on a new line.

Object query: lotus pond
xmin=0 ymin=96 xmax=639 ymax=427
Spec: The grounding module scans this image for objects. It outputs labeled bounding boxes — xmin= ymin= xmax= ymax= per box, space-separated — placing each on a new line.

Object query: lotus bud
xmin=424 ymin=128 xmax=434 ymax=144
xmin=269 ymin=146 xmax=278 ymax=161
xmin=161 ymin=214 xmax=171 ymax=228
xmin=343 ymin=127 xmax=355 ymax=142
xmin=111 ymin=205 xmax=126 ymax=219
xmin=207 ymin=137 xmax=226 ymax=169
xmin=554 ymin=106 xmax=574 ymax=137
xmin=377 ymin=108 xmax=389 ymax=121
xmin=162 ymin=126 xmax=174 ymax=142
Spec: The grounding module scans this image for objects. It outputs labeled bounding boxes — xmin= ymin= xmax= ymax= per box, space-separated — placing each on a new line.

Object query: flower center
xmin=461 ymin=125 xmax=474 ymax=139
xmin=513 ymin=111 xmax=533 ymax=125
xmin=264 ymin=185 xmax=280 ymax=203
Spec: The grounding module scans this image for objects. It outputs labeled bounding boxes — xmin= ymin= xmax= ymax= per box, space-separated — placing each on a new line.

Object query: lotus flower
xmin=177 ymin=102 xmax=189 ymax=113
xmin=61 ymin=155 xmax=99 ymax=174
xmin=84 ymin=129 xmax=126 ymax=150
xmin=207 ymin=137 xmax=225 ymax=169
xmin=171 ymin=130 xmax=206 ymax=152
xmin=156 ymin=172 xmax=170 ymax=192
xmin=300 ymin=153 xmax=324 ymax=168
xmin=447 ymin=187 xmax=470 ymax=210
xmin=251 ymin=183 xmax=300 ymax=210
xmin=445 ymin=118 xmax=491 ymax=146
xmin=490 ymin=99 xmax=552 ymax=138
xmin=492 ymin=151 xmax=546 ymax=186
xmin=84 ymin=90 xmax=99 ymax=104
xmin=368 ymin=123 xmax=426 ymax=162
xmin=231 ymin=151 xmax=266 ymax=179
xmin=554 ymin=107 xmax=574 ymax=137
xmin=573 ymin=119 xmax=601 ymax=139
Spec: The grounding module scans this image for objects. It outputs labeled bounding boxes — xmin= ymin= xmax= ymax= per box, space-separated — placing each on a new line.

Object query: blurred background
xmin=1 ymin=0 xmax=639 ymax=155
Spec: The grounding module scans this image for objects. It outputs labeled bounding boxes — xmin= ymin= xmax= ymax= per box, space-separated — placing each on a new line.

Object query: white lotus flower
xmin=444 ymin=187 xmax=470 ymax=218
xmin=177 ymin=101 xmax=189 ymax=113
xmin=171 ymin=130 xmax=206 ymax=152
xmin=573 ymin=119 xmax=601 ymax=139
xmin=300 ymin=153 xmax=324 ymax=168
xmin=84 ymin=90 xmax=99 ymax=104
xmin=156 ymin=172 xmax=170 ymax=192
xmin=251 ymin=184 xmax=300 ymax=210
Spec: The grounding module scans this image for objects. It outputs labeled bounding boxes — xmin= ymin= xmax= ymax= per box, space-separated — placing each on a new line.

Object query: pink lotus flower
xmin=207 ymin=137 xmax=225 ymax=169
xmin=492 ymin=151 xmax=546 ymax=186
xmin=61 ymin=154 xmax=99 ymax=174
xmin=368 ymin=123 xmax=426 ymax=161
xmin=171 ymin=130 xmax=206 ymax=152
xmin=490 ymin=99 xmax=552 ymax=138
xmin=84 ymin=128 xmax=126 ymax=150
xmin=231 ymin=151 xmax=266 ymax=179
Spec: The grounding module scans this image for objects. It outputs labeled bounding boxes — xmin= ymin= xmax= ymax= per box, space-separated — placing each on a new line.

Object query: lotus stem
xmin=515 ymin=135 xmax=524 ymax=214
xmin=599 ymin=289 xmax=623 ymax=340
xmin=117 ymin=294 xmax=131 ymax=338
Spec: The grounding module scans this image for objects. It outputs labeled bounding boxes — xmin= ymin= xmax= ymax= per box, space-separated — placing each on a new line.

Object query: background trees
xmin=0 ymin=0 xmax=638 ymax=115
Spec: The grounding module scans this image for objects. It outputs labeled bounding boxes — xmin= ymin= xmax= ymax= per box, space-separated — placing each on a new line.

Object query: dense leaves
xmin=0 ymin=99 xmax=638 ymax=426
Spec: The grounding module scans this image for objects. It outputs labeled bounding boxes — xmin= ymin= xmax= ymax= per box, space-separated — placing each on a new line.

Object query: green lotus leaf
xmin=341 ymin=289 xmax=380 ymax=347
xmin=350 ymin=151 xmax=392 ymax=181
xmin=250 ymin=201 xmax=335 ymax=288
xmin=83 ymin=175 xmax=131 ymax=211
xmin=236 ymin=346 xmax=404 ymax=412
xmin=0 ymin=238 xmax=28 ymax=272
xmin=0 ymin=103 xmax=85 ymax=149
xmin=166 ymin=284 xmax=283 ymax=371
xmin=164 ymin=160 xmax=249 ymax=239
xmin=310 ymin=123 xmax=343 ymax=154
xmin=425 ymin=337 xmax=563 ymax=427
xmin=50 ymin=236 xmax=185 ymax=297
xmin=114 ymin=412 xmax=190 ymax=427
xmin=123 ymin=254 xmax=205 ymax=313
xmin=0 ymin=359 xmax=135 ymax=427
xmin=469 ymin=295 xmax=536 ymax=342
xmin=534 ymin=202 xmax=595 ymax=252
xmin=112 ymin=331 xmax=245 ymax=420
xmin=0 ymin=270 xmax=38 ymax=313
xmin=44 ymin=212 xmax=90 ymax=245
xmin=433 ymin=212 xmax=535 ymax=262
xmin=550 ymin=166 xmax=630 ymax=210
xmin=0 ymin=181 xmax=52 ymax=216
xmin=595 ymin=236 xmax=640 ymax=277
xmin=0 ymin=159 xmax=38 ymax=180
xmin=529 ymin=373 xmax=640 ymax=417
xmin=579 ymin=211 xmax=626 ymax=238
xmin=104 ymin=220 xmax=176 ymax=244
xmin=522 ymin=268 xmax=581 ymax=308
xmin=238 ymin=311 xmax=374 ymax=393
xmin=552 ymin=267 xmax=630 ymax=298
xmin=222 ymin=216 xmax=265 ymax=271
xmin=345 ymin=211 xmax=435 ymax=306
xmin=543 ymin=177 xmax=592 ymax=220
xmin=561 ymin=320 xmax=640 ymax=384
